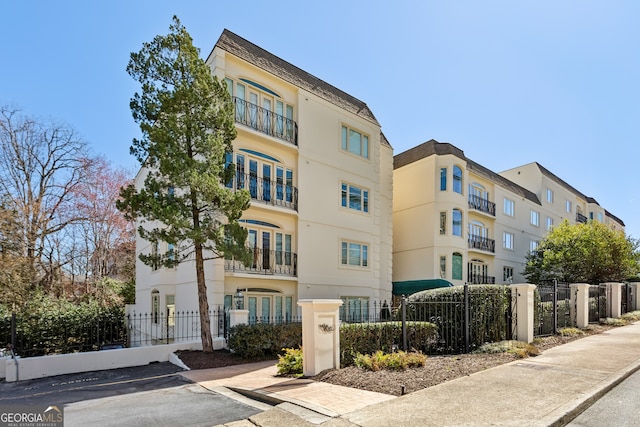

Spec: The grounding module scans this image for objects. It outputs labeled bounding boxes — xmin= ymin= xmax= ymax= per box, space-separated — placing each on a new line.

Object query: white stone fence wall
xmin=1 ymin=340 xmax=202 ymax=382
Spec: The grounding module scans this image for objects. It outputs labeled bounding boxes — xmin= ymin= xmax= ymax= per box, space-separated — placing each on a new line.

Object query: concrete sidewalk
xmin=183 ymin=321 xmax=640 ymax=426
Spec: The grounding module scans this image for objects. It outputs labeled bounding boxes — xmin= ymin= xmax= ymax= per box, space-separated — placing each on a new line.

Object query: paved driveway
xmin=0 ymin=362 xmax=266 ymax=427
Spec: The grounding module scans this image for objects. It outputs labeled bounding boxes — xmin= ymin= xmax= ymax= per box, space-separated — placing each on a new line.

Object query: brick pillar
xmin=510 ymin=284 xmax=536 ymax=343
xmin=570 ymin=283 xmax=591 ymax=328
xmin=298 ymin=299 xmax=343 ymax=377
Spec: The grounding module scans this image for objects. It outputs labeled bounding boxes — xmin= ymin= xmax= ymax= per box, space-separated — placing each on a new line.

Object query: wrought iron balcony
xmin=232 ymin=97 xmax=298 ymax=146
xmin=468 ymin=235 xmax=496 ymax=253
xmin=468 ymin=195 xmax=496 ymax=216
xmin=576 ymin=213 xmax=588 ymax=224
xmin=227 ymin=172 xmax=298 ymax=211
xmin=224 ymin=247 xmax=297 ymax=276
xmin=468 ymin=274 xmax=496 ymax=285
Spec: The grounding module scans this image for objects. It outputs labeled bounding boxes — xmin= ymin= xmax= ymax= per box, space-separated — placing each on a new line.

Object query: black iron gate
xmin=535 ymin=282 xmax=572 ymax=337
xmin=588 ymin=284 xmax=607 ymax=323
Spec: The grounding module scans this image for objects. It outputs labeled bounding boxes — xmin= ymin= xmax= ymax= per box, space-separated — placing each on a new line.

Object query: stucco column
xmin=604 ymin=283 xmax=623 ymax=318
xmin=630 ymin=283 xmax=640 ymax=312
xmin=570 ymin=283 xmax=591 ymax=328
xmin=229 ymin=309 xmax=249 ymax=328
xmin=298 ymin=299 xmax=343 ymax=377
xmin=510 ymin=284 xmax=536 ymax=343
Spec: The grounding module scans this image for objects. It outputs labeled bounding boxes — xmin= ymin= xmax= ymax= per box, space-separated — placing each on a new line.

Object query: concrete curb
xmin=546 ymin=357 xmax=640 ymax=426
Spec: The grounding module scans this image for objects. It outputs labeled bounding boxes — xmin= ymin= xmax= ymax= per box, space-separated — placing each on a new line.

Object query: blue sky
xmin=2 ymin=1 xmax=639 ymax=238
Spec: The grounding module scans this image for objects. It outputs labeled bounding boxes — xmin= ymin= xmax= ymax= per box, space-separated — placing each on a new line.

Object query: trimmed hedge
xmin=340 ymin=321 xmax=437 ymax=367
xmin=228 ymin=322 xmax=302 ymax=359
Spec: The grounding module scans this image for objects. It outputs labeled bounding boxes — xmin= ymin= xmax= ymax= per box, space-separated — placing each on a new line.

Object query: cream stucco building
xmin=392 ymin=140 xmax=624 ymax=289
xmin=132 ymin=30 xmax=393 ymax=322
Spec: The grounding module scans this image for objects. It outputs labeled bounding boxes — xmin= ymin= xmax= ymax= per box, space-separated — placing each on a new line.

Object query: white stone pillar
xmin=570 ymin=283 xmax=591 ymax=328
xmin=604 ymin=283 xmax=623 ymax=318
xmin=631 ymin=283 xmax=640 ymax=312
xmin=298 ymin=299 xmax=343 ymax=377
xmin=229 ymin=309 xmax=249 ymax=328
xmin=510 ymin=284 xmax=536 ymax=343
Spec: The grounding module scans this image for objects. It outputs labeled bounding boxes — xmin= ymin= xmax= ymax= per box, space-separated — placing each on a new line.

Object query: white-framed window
xmin=341 ymin=125 xmax=369 ymax=159
xmin=530 ymin=240 xmax=539 ymax=252
xmin=341 ymin=182 xmax=369 ymax=213
xmin=546 ymin=188 xmax=554 ymax=203
xmin=504 ymin=198 xmax=515 ymax=217
xmin=341 ymin=240 xmax=369 ymax=267
xmin=440 ymin=168 xmax=447 ymax=191
xmin=452 ymin=209 xmax=463 ymax=236
xmin=453 ymin=165 xmax=463 ymax=194
xmin=503 ymin=232 xmax=514 ymax=250
xmin=597 ymin=212 xmax=604 ymax=222
xmin=531 ymin=210 xmax=540 ymax=227
xmin=566 ymin=200 xmax=572 ymax=213
xmin=546 ymin=217 xmax=554 ymax=230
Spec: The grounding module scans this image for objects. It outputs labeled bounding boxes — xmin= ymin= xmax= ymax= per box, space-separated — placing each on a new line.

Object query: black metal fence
xmin=339 ymin=285 xmax=513 ymax=355
xmin=589 ymin=284 xmax=608 ymax=323
xmin=1 ymin=308 xmax=230 ymax=357
xmin=535 ymin=282 xmax=573 ymax=337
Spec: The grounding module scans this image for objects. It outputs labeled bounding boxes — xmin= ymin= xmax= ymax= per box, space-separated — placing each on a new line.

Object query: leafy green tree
xmin=524 ymin=220 xmax=638 ymax=285
xmin=117 ymin=17 xmax=251 ymax=352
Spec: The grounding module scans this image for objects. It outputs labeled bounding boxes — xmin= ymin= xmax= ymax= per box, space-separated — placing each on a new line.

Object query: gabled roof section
xmin=380 ymin=131 xmax=392 ymax=149
xmin=212 ymin=29 xmax=379 ymax=126
xmin=394 ymin=139 xmax=541 ymax=205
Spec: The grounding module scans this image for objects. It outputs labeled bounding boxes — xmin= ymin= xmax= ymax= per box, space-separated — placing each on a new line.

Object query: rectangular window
xmin=341 ymin=125 xmax=369 ymax=159
xmin=152 ymin=292 xmax=160 ymax=324
xmin=503 ymin=232 xmax=514 ymax=250
xmin=530 ymin=210 xmax=540 ymax=226
xmin=503 ymin=198 xmax=515 ymax=217
xmin=566 ymin=200 xmax=572 ymax=213
xmin=439 ymin=211 xmax=447 ymax=235
xmin=341 ymin=241 xmax=368 ymax=267
xmin=452 ymin=209 xmax=462 ymax=236
xmin=546 ymin=217 xmax=553 ymax=230
xmin=151 ymin=242 xmax=159 ymax=271
xmin=341 ymin=182 xmax=369 ymax=213
xmin=598 ymin=212 xmax=603 ymax=222
xmin=167 ymin=243 xmax=175 ymax=262
xmin=440 ymin=168 xmax=447 ymax=191
xmin=440 ymin=256 xmax=446 ymax=278
xmin=546 ymin=188 xmax=554 ymax=203
xmin=503 ymin=266 xmax=514 ymax=283
xmin=530 ymin=240 xmax=539 ymax=252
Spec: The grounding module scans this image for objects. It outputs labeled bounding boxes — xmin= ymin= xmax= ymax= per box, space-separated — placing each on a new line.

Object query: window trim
xmin=530 ymin=209 xmax=540 ymax=227
xmin=503 ymin=231 xmax=514 ymax=250
xmin=340 ymin=240 xmax=369 ymax=268
xmin=503 ymin=197 xmax=515 ymax=217
xmin=341 ymin=124 xmax=370 ymax=159
xmin=452 ymin=165 xmax=463 ymax=194
xmin=341 ymin=182 xmax=370 ymax=213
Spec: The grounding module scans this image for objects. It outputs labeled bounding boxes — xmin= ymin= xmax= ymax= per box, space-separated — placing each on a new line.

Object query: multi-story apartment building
xmin=132 ymin=30 xmax=393 ymax=322
xmin=392 ymin=140 xmax=624 ymax=289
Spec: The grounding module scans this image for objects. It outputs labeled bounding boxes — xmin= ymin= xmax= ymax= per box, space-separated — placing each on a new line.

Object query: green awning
xmin=392 ymin=279 xmax=453 ymax=295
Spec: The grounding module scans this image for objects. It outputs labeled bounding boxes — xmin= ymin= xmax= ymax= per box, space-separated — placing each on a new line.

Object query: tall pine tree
xmin=118 ymin=17 xmax=250 ymax=351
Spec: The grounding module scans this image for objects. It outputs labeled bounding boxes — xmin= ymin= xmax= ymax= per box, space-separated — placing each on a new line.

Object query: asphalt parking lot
xmin=1 ymin=362 xmax=266 ymax=427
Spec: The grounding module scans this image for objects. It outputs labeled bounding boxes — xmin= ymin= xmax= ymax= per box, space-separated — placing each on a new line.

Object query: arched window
xmin=452 ymin=209 xmax=463 ymax=236
xmin=453 ymin=166 xmax=463 ymax=194
xmin=452 ymin=252 xmax=463 ymax=280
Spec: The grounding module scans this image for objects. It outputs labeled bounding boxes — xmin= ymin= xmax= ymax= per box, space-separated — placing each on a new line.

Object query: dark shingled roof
xmin=394 ymin=140 xmax=541 ymax=205
xmin=210 ymin=29 xmax=379 ymax=127
xmin=605 ymin=210 xmax=625 ymax=227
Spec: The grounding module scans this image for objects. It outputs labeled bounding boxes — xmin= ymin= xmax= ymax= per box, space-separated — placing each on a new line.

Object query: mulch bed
xmin=176 ymin=324 xmax=613 ymax=397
